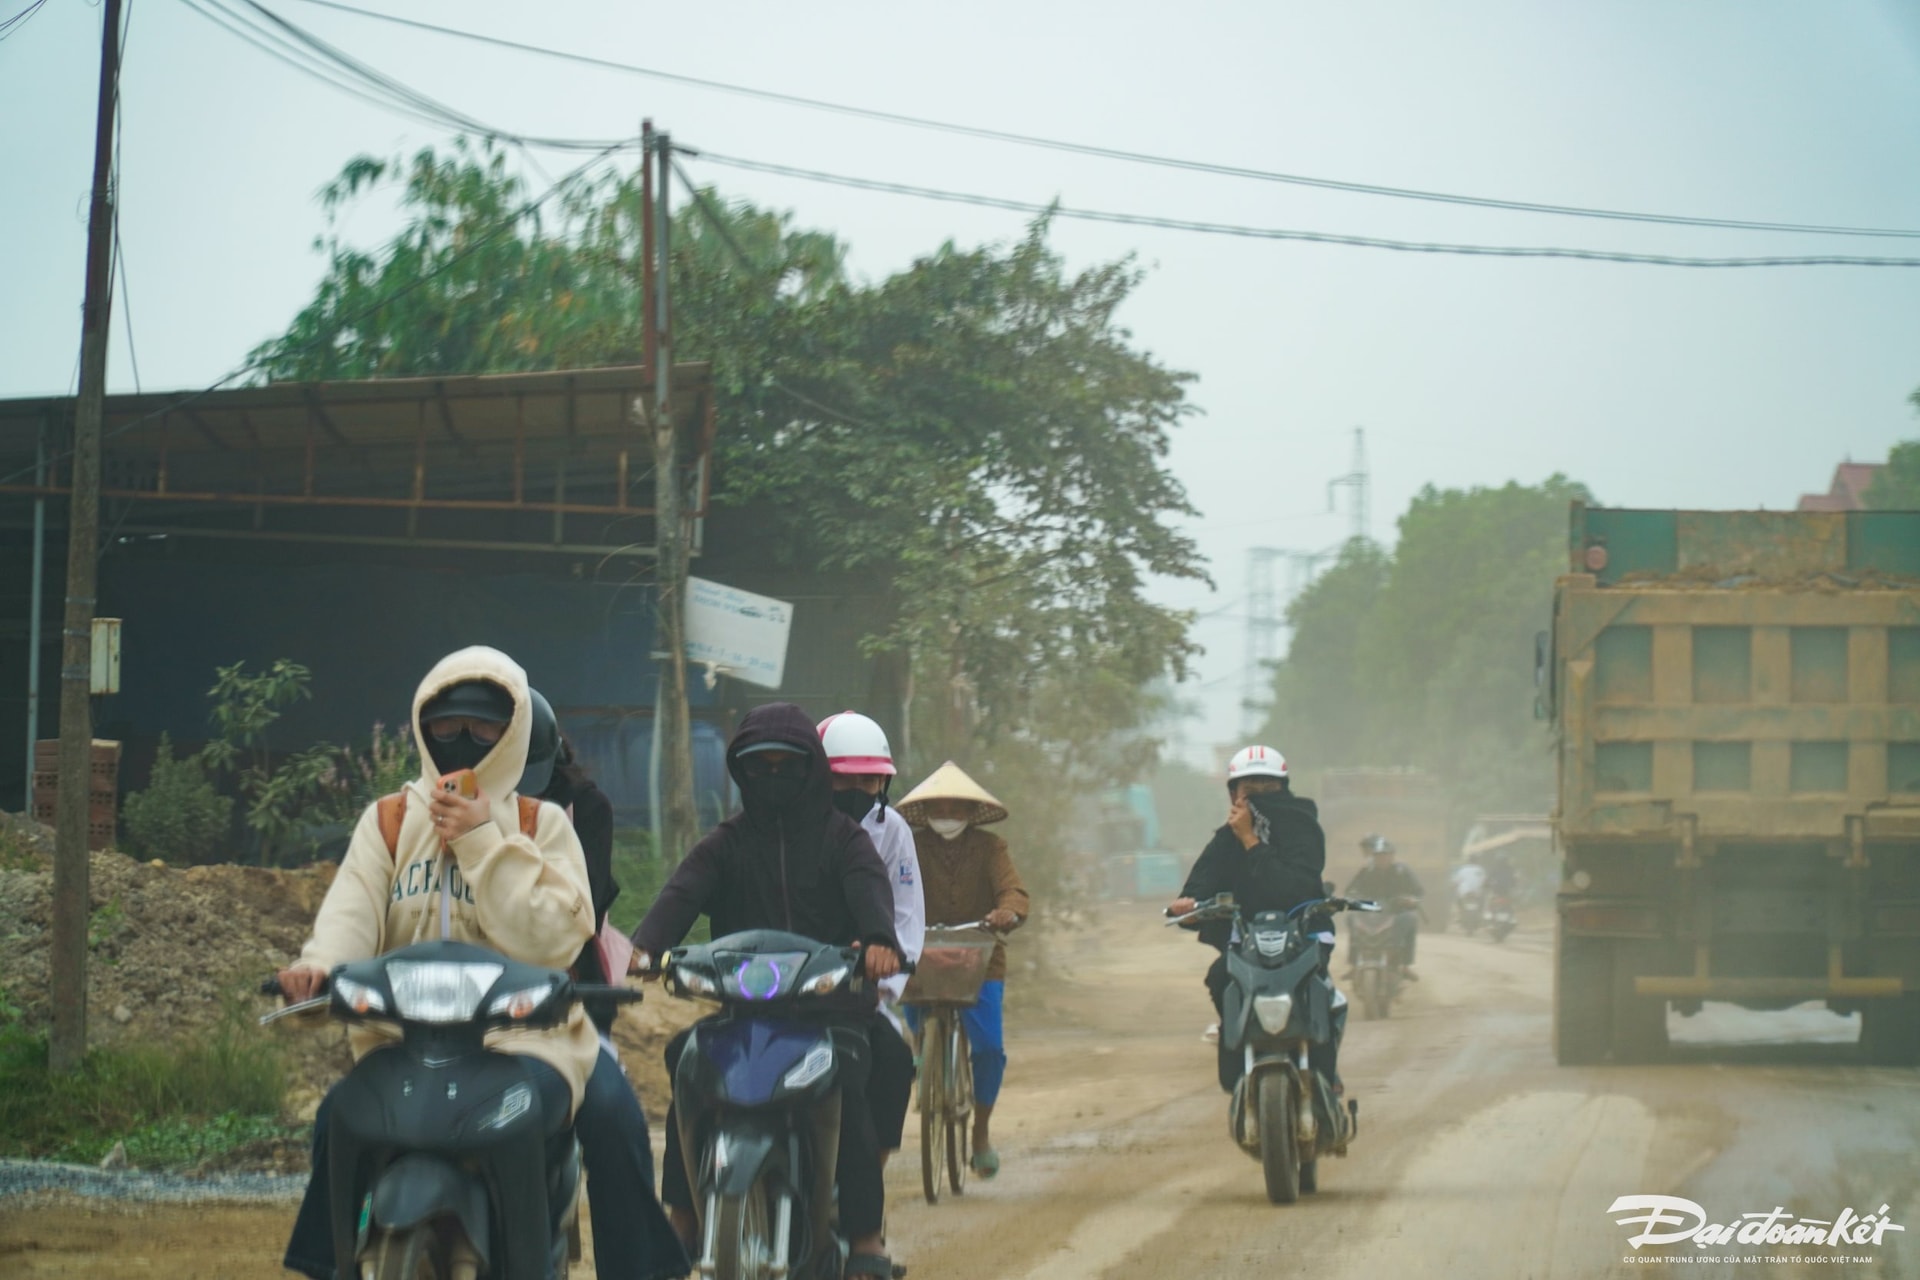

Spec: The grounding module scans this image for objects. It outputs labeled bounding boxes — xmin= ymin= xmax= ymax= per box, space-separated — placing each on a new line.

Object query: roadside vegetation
xmin=0 ymin=993 xmax=297 ymax=1168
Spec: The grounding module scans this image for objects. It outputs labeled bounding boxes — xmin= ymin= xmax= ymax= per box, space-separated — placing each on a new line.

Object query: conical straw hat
xmin=896 ymin=761 xmax=1008 ymax=827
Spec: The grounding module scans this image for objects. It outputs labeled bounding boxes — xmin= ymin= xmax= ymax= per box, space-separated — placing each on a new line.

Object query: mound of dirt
xmin=0 ymin=813 xmax=695 ymax=1139
xmin=0 ymin=815 xmax=355 ymax=1104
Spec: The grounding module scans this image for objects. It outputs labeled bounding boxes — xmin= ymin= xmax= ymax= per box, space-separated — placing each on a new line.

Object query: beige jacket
xmin=297 ymin=646 xmax=599 ymax=1117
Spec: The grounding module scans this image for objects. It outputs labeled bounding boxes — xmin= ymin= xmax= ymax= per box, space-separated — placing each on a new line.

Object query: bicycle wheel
xmin=946 ymin=1017 xmax=973 ymax=1195
xmin=919 ymin=1008 xmax=948 ymax=1204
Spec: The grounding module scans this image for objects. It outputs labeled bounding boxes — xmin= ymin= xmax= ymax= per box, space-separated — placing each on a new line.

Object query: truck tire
xmin=1861 ymin=995 xmax=1920 ymax=1067
xmin=1609 ymin=944 xmax=1669 ymax=1064
xmin=1554 ymin=933 xmax=1612 ymax=1066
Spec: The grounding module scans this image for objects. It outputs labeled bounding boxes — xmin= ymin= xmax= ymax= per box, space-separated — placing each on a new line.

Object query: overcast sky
xmin=6 ymin=0 xmax=1920 ymax=763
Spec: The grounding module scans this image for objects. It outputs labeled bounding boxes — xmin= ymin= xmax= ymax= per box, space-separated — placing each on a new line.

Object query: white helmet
xmin=1226 ymin=744 xmax=1288 ymax=787
xmin=817 ymin=711 xmax=896 ymax=776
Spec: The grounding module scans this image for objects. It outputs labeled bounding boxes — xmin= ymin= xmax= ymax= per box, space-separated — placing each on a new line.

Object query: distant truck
xmin=1316 ymin=767 xmax=1453 ymax=929
xmin=1546 ymin=504 xmax=1920 ymax=1065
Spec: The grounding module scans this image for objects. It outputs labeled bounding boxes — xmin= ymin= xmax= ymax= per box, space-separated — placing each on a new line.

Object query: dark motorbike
xmin=261 ymin=939 xmax=639 ymax=1280
xmin=1485 ymin=892 xmax=1517 ymax=943
xmin=1347 ymin=894 xmax=1417 ymax=1020
xmin=661 ymin=930 xmax=908 ymax=1280
xmin=1168 ymin=894 xmax=1369 ymax=1205
xmin=1455 ymin=890 xmax=1484 ymax=936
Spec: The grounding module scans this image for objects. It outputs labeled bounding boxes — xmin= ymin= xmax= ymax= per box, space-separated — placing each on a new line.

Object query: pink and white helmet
xmin=817 ymin=711 xmax=897 ymax=776
xmin=1226 ymin=744 xmax=1288 ymax=786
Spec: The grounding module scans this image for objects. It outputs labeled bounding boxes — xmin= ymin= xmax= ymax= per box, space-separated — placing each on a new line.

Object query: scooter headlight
xmin=332 ymin=975 xmax=386 ymax=1016
xmin=486 ymin=981 xmax=558 ymax=1021
xmin=385 ymin=961 xmax=502 ymax=1024
xmin=801 ymin=966 xmax=849 ymax=997
xmin=1253 ymin=994 xmax=1294 ymax=1034
xmin=781 ymin=1042 xmax=834 ymax=1091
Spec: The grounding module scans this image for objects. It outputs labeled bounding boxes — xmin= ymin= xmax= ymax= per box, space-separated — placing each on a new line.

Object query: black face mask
xmin=742 ymin=773 xmax=806 ymax=812
xmin=831 ymin=789 xmax=878 ymax=823
xmin=427 ymin=729 xmax=494 ymax=775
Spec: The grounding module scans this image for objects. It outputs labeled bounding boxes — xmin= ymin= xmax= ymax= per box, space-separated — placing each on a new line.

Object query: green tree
xmin=1259 ymin=477 xmax=1589 ymax=818
xmin=121 ymin=734 xmax=232 ymax=865
xmin=250 ymin=143 xmax=1206 ymax=888
xmin=1864 ymin=438 xmax=1920 ymax=509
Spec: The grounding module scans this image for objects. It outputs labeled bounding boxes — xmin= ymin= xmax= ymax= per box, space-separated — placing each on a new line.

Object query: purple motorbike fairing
xmin=700 ymin=1017 xmax=830 ymax=1108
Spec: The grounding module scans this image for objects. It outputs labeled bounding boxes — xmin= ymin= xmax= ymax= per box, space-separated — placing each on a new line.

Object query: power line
xmin=682 ymin=148 xmax=1920 ymax=269
xmin=179 ymin=0 xmax=625 ymax=153
xmin=2 ymin=137 xmax=636 ymax=488
xmin=283 ymin=0 xmax=1920 ymax=242
xmin=0 ymin=0 xmax=49 ymax=40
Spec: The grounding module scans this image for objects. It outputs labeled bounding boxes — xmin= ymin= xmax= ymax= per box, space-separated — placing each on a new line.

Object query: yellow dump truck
xmin=1548 ymin=505 xmax=1920 ymax=1064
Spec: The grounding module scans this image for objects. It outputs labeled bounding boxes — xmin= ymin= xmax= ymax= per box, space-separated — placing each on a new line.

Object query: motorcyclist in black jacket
xmin=1345 ymin=834 xmax=1423 ymax=979
xmin=1167 ymin=744 xmax=1347 ymax=1094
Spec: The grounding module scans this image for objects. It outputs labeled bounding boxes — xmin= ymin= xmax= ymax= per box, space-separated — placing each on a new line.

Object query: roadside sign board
xmin=684 ymin=577 xmax=793 ymax=689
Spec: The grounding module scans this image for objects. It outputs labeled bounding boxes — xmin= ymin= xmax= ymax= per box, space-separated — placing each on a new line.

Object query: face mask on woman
xmin=928 ymin=817 xmax=969 ymax=840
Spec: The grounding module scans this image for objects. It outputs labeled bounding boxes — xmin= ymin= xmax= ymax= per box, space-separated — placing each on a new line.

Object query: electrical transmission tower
xmin=1240 ymin=427 xmax=1374 ymax=734
xmin=1327 ymin=426 xmax=1370 ymax=546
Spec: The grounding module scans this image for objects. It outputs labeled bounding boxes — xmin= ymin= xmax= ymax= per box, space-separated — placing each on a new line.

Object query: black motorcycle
xmin=262 ymin=939 xmax=638 ymax=1280
xmin=1485 ymin=892 xmax=1517 ymax=943
xmin=1169 ymin=894 xmax=1370 ymax=1205
xmin=1347 ymin=894 xmax=1417 ymax=1020
xmin=661 ymin=929 xmax=906 ymax=1280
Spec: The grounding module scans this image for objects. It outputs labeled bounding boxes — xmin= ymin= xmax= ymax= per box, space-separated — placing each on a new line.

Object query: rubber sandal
xmin=970 ymin=1147 xmax=1000 ymax=1180
xmin=844 ymin=1252 xmax=896 ymax=1278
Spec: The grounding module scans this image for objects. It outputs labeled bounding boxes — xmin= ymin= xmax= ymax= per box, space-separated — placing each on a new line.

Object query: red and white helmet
xmin=817 ymin=711 xmax=896 ymax=776
xmin=1226 ymin=744 xmax=1288 ymax=786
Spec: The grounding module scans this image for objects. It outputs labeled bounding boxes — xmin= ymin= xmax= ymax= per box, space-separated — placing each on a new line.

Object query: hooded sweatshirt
xmin=296 ymin=646 xmax=599 ymax=1116
xmin=633 ymin=703 xmax=899 ymax=1002
xmin=1179 ymin=790 xmax=1329 ymax=951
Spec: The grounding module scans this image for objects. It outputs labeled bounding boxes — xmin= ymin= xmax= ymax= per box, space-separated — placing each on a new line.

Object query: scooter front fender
xmin=708 ymin=1123 xmax=781 ymax=1199
xmin=364 ymin=1154 xmax=493 ymax=1270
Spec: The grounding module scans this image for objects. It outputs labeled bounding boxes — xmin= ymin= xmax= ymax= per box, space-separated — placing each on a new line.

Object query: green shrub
xmin=0 ymin=999 xmax=288 ymax=1166
xmin=122 ymin=733 xmax=233 ymax=865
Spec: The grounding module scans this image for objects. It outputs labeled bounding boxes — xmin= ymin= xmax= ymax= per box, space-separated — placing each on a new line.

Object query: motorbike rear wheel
xmin=919 ymin=1009 xmax=949 ymax=1205
xmin=1258 ymin=1073 xmax=1301 ymax=1205
xmin=711 ymin=1179 xmax=779 ymax=1280
xmin=1299 ymin=1159 xmax=1318 ymax=1194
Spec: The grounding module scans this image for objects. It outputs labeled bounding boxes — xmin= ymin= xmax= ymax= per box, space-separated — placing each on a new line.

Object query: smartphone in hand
xmin=439 ymin=769 xmax=480 ymax=799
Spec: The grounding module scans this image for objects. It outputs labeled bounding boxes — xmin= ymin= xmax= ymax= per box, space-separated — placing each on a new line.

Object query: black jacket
xmin=1179 ymin=791 xmax=1329 ymax=950
xmin=548 ymin=772 xmax=619 ymax=1028
xmin=634 ymin=703 xmax=900 ymax=988
xmin=1345 ymin=861 xmax=1424 ymax=904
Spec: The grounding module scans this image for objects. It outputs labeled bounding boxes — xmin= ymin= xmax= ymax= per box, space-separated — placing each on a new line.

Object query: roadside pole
xmin=649 ymin=127 xmax=700 ymax=865
xmin=52 ymin=0 xmax=124 ymax=1073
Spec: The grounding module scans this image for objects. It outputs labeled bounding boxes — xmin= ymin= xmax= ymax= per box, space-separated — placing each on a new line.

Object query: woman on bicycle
xmin=896 ymin=761 xmax=1029 ymax=1180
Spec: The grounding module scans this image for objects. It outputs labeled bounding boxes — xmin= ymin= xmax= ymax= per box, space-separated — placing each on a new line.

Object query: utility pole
xmin=52 ymin=0 xmax=123 ymax=1073
xmin=648 ymin=126 xmax=700 ymax=864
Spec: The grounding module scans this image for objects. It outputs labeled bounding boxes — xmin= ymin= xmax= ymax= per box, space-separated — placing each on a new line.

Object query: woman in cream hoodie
xmin=280 ymin=646 xmax=686 ymax=1280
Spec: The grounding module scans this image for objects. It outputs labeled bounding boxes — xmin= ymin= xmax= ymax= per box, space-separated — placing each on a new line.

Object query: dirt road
xmin=5 ymin=907 xmax=1915 ymax=1278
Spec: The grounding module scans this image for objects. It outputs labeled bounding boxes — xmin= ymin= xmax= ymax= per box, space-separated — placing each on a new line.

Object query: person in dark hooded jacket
xmin=631 ymin=702 xmax=904 ymax=1278
xmin=1167 ymin=744 xmax=1347 ymax=1094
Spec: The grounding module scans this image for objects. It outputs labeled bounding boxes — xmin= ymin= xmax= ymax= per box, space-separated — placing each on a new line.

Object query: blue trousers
xmin=908 ymin=979 xmax=1007 ymax=1107
xmin=284 ymin=1051 xmax=687 ymax=1280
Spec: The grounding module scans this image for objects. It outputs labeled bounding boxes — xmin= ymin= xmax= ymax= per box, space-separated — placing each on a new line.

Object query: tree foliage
xmin=251 ymin=143 xmax=1205 ymax=878
xmin=1864 ymin=438 xmax=1920 ymax=509
xmin=1258 ymin=476 xmax=1590 ymax=820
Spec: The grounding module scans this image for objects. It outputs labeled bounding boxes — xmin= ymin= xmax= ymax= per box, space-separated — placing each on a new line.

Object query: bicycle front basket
xmin=901 ymin=926 xmax=997 ymax=1005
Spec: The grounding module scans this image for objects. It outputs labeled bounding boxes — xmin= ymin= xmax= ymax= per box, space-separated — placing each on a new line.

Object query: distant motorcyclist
xmin=1345 ymin=834 xmax=1423 ymax=980
xmin=1450 ymin=852 xmax=1487 ymax=928
xmin=1167 ymin=745 xmax=1347 ymax=1094
xmin=1486 ymin=849 xmax=1519 ymax=900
